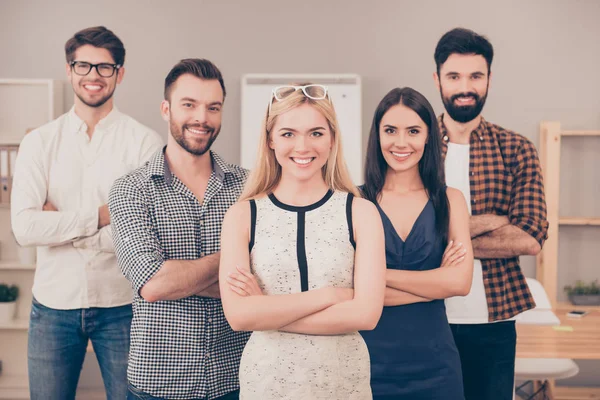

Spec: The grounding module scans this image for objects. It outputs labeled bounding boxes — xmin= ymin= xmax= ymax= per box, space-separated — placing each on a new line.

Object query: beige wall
xmin=1 ymin=0 xmax=599 ymax=388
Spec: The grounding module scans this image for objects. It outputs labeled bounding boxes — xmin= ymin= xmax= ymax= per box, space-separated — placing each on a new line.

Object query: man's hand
xmin=195 ymin=281 xmax=221 ymax=299
xmin=470 ymin=214 xmax=510 ymax=238
xmin=98 ymin=204 xmax=110 ymax=229
xmin=43 ymin=200 xmax=58 ymax=211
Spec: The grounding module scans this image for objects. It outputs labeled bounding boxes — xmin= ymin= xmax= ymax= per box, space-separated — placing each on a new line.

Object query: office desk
xmin=516 ymin=305 xmax=600 ymax=359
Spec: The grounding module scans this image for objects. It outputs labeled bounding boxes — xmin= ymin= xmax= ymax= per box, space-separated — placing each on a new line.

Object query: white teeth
xmin=392 ymin=152 xmax=411 ymax=157
xmin=292 ymin=158 xmax=313 ymax=165
xmin=84 ymin=85 xmax=102 ymax=90
xmin=187 ymin=128 xmax=208 ymax=134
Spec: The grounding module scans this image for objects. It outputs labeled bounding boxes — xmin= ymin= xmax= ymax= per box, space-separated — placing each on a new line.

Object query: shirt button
xmin=472 ymin=199 xmax=476 ymax=203
xmin=205 ymin=353 xmax=211 ymax=359
xmin=200 ymin=252 xmax=205 ymax=257
xmin=207 ymin=318 xmax=213 ymax=323
xmin=479 ymin=136 xmax=484 ymax=141
xmin=471 ymin=171 xmax=475 ymax=176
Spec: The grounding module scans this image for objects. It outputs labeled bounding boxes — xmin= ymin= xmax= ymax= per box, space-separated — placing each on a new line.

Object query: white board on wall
xmin=241 ymin=74 xmax=363 ymax=185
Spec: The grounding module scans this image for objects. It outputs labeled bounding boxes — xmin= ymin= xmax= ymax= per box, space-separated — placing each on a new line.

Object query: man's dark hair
xmin=164 ymin=59 xmax=226 ymax=101
xmin=434 ymin=28 xmax=494 ymax=74
xmin=65 ymin=26 xmax=125 ymax=66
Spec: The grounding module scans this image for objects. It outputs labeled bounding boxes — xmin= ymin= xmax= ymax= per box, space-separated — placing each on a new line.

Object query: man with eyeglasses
xmin=11 ymin=26 xmax=163 ymax=399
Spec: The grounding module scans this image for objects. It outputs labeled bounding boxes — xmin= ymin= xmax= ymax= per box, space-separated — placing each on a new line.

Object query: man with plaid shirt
xmin=433 ymin=28 xmax=549 ymax=400
xmin=109 ymin=59 xmax=249 ymax=399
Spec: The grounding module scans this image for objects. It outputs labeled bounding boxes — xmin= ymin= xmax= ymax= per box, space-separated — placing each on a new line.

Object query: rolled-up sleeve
xmin=508 ymin=139 xmax=549 ymax=247
xmin=108 ymin=175 xmax=165 ymax=293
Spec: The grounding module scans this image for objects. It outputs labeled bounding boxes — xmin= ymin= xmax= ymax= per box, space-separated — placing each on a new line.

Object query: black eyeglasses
xmin=70 ymin=61 xmax=121 ymax=78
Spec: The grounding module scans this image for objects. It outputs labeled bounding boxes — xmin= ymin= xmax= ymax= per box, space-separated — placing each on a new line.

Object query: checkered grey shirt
xmin=109 ymin=148 xmax=250 ymax=399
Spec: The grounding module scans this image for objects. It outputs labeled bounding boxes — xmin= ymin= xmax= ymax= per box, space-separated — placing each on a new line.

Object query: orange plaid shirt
xmin=439 ymin=115 xmax=549 ymax=321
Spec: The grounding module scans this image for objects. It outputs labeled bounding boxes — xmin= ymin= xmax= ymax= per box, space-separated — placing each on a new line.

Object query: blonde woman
xmin=219 ymin=84 xmax=386 ymax=399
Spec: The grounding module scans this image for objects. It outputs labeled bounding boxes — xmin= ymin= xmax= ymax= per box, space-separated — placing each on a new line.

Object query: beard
xmin=73 ymin=79 xmax=115 ymax=108
xmin=441 ymin=86 xmax=488 ymax=123
xmin=170 ymin=120 xmax=220 ymax=156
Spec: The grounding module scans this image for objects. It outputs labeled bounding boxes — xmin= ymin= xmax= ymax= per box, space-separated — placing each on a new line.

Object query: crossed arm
xmin=470 ymin=216 xmax=541 ymax=259
xmin=383 ymin=188 xmax=474 ymax=306
xmin=219 ymin=198 xmax=386 ymax=335
xmin=109 ymin=176 xmax=220 ymax=303
xmin=469 ymin=140 xmax=548 ymax=259
xmin=11 ymin=129 xmax=163 ymax=252
xmin=10 ymin=137 xmax=109 ymax=247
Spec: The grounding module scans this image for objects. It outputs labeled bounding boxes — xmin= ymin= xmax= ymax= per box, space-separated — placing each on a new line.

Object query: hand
xmin=227 ymin=266 xmax=263 ymax=296
xmin=98 ymin=204 xmax=110 ymax=229
xmin=43 ymin=200 xmax=58 ymax=211
xmin=196 ymin=281 xmax=221 ymax=299
xmin=440 ymin=240 xmax=467 ymax=268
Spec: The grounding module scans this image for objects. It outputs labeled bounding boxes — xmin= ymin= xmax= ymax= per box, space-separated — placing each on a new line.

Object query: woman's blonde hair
xmin=240 ymin=84 xmax=359 ymax=201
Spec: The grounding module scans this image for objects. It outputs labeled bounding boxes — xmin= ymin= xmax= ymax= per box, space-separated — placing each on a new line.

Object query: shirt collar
xmin=148 ymin=147 xmax=230 ymax=185
xmin=67 ymin=106 xmax=122 ymax=135
xmin=438 ymin=114 xmax=487 ymax=144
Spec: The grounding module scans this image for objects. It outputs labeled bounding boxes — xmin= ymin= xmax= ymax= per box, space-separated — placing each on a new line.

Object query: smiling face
xmin=435 ymin=53 xmax=490 ymax=123
xmin=379 ymin=103 xmax=428 ymax=173
xmin=66 ymin=44 xmax=123 ymax=109
xmin=269 ymin=103 xmax=333 ymax=184
xmin=161 ymin=74 xmax=224 ymax=156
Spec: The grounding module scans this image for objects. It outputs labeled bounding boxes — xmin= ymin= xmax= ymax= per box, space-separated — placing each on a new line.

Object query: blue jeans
xmin=450 ymin=321 xmax=517 ymax=400
xmin=28 ymin=297 xmax=132 ymax=400
xmin=127 ymin=383 xmax=240 ymax=400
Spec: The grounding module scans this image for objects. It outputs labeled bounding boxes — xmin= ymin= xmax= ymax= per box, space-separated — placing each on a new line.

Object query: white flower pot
xmin=0 ymin=301 xmax=17 ymax=323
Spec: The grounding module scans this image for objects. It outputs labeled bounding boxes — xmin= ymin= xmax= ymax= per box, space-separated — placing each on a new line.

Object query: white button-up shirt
xmin=11 ymin=106 xmax=164 ymax=310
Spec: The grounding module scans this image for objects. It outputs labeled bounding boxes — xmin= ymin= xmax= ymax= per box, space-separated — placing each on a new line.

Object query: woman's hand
xmin=441 ymin=240 xmax=467 ymax=268
xmin=227 ymin=266 xmax=263 ymax=296
xmin=227 ymin=267 xmax=354 ymax=305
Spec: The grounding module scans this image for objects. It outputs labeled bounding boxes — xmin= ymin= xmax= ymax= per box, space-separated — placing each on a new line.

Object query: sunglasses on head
xmin=268 ymin=84 xmax=330 ymax=113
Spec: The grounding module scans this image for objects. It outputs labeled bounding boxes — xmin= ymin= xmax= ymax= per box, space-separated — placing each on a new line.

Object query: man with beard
xmin=109 ymin=59 xmax=250 ymax=400
xmin=11 ymin=26 xmax=163 ymax=399
xmin=432 ymin=28 xmax=549 ymax=400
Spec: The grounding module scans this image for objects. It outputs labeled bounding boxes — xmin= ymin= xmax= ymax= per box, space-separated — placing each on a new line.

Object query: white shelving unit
xmin=0 ymin=79 xmax=63 ymax=144
xmin=0 ymin=319 xmax=28 ymax=330
xmin=0 ymin=79 xmax=63 ymax=399
xmin=0 ymin=263 xmax=35 ymax=271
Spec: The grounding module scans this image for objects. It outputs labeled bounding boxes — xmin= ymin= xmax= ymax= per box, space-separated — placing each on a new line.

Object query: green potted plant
xmin=0 ymin=283 xmax=19 ymax=323
xmin=564 ymin=280 xmax=600 ymax=306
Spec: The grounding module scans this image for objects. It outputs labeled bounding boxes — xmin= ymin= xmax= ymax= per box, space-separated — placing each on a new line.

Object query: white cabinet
xmin=0 ymin=79 xmax=63 ymax=397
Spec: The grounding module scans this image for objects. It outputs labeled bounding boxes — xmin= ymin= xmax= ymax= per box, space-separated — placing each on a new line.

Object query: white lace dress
xmin=239 ymin=190 xmax=372 ymax=400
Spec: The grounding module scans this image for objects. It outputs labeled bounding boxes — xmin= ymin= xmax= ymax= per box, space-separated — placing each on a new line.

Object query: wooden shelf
xmin=555 ymin=386 xmax=600 ymax=399
xmin=538 ymin=121 xmax=600 ymax=308
xmin=0 ymin=262 xmax=35 ymax=271
xmin=0 ymin=318 xmax=28 ymax=330
xmin=557 ymin=302 xmax=600 ymax=311
xmin=561 ymin=130 xmax=600 ymax=137
xmin=0 ymin=376 xmax=28 ymax=400
xmin=559 ymin=217 xmax=600 ymax=226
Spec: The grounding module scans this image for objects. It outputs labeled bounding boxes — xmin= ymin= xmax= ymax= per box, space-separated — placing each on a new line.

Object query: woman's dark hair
xmin=362 ymin=87 xmax=449 ymax=242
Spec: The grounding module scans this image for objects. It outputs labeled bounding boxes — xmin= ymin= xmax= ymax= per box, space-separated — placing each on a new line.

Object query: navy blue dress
xmin=360 ymin=200 xmax=464 ymax=400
